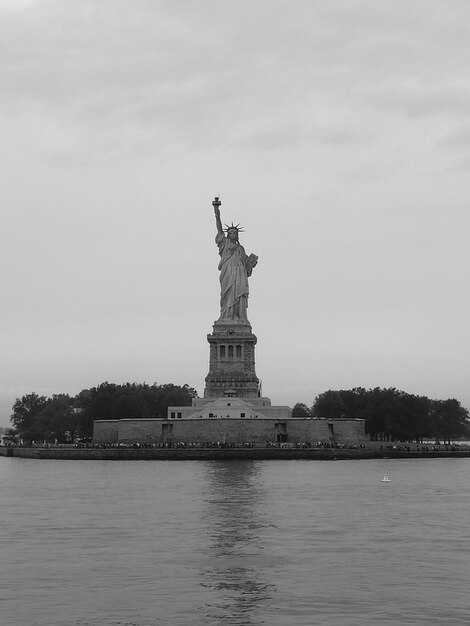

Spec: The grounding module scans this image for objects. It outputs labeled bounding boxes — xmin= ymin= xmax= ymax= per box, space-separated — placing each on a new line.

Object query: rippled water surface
xmin=1 ymin=457 xmax=469 ymax=625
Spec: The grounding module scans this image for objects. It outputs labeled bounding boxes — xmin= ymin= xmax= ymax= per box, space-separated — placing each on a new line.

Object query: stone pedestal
xmin=204 ymin=319 xmax=260 ymax=398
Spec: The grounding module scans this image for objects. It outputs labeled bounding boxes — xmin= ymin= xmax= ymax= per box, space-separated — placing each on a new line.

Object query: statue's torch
xmin=212 ymin=196 xmax=221 ymax=212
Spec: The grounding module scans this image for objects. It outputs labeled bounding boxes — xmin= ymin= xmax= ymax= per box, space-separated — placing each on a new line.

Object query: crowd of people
xmin=4 ymin=440 xmax=467 ymax=451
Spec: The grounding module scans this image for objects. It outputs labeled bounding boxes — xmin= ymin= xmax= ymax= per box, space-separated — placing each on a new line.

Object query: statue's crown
xmin=224 ymin=222 xmax=244 ymax=233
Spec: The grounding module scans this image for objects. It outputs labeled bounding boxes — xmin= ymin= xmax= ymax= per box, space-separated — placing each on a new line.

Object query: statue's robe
xmin=216 ymin=232 xmax=250 ymax=320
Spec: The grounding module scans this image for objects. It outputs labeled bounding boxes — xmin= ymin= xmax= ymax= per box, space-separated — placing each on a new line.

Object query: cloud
xmin=373 ymin=83 xmax=470 ymax=120
xmin=238 ymin=118 xmax=368 ymax=150
xmin=2 ymin=1 xmax=470 ymax=424
xmin=439 ymin=125 xmax=470 ymax=151
xmin=7 ymin=0 xmax=470 ymax=157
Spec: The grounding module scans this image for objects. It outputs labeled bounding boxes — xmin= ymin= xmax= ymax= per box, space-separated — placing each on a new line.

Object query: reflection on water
xmin=1 ymin=457 xmax=469 ymax=625
xmin=201 ymin=461 xmax=274 ymax=625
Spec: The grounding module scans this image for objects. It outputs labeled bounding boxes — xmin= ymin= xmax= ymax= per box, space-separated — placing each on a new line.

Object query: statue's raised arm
xmin=211 ymin=196 xmax=258 ymax=322
xmin=213 ymin=196 xmax=224 ymax=238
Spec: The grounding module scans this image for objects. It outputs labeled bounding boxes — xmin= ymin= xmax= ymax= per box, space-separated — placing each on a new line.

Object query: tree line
xmin=9 ymin=382 xmax=198 ymax=443
xmin=293 ymin=387 xmax=469 ymax=443
xmin=8 ymin=383 xmax=469 ymax=444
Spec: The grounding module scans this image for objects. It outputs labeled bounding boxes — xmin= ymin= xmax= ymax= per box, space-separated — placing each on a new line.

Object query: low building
xmin=93 ymin=414 xmax=365 ymax=446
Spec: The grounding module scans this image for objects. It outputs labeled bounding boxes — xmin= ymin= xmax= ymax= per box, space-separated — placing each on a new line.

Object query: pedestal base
xmin=204 ymin=319 xmax=260 ymax=399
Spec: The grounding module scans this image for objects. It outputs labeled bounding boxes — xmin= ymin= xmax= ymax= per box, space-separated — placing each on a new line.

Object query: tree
xmin=310 ymin=386 xmax=468 ymax=442
xmin=311 ymin=388 xmax=368 ymax=419
xmin=403 ymin=394 xmax=432 ymax=443
xmin=74 ymin=381 xmax=199 ymax=438
xmin=312 ymin=390 xmax=348 ymax=418
xmin=292 ymin=403 xmax=311 ymax=417
xmin=145 ymin=383 xmax=198 ymax=417
xmin=431 ymin=399 xmax=469 ymax=443
xmin=10 ymin=393 xmax=50 ymax=441
xmin=34 ymin=394 xmax=79 ymax=443
xmin=365 ymin=388 xmax=405 ymax=440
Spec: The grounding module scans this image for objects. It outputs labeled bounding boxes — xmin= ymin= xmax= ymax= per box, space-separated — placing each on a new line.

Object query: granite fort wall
xmin=93 ymin=420 xmax=120 ymax=443
xmin=94 ymin=417 xmax=365 ymax=445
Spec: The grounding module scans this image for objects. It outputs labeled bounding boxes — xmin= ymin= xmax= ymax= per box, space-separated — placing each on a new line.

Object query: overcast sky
xmin=1 ymin=0 xmax=470 ymax=426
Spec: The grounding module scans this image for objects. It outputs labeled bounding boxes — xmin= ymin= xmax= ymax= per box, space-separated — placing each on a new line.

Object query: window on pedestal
xmin=228 ymin=345 xmax=234 ymax=358
xmin=236 ymin=345 xmax=242 ymax=358
xmin=220 ymin=345 xmax=226 ymax=358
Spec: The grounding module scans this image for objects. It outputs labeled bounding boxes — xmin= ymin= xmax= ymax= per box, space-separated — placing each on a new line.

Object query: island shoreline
xmin=2 ymin=446 xmax=470 ymax=461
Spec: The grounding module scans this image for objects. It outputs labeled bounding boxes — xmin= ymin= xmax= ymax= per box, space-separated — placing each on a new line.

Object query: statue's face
xmin=227 ymin=229 xmax=238 ymax=241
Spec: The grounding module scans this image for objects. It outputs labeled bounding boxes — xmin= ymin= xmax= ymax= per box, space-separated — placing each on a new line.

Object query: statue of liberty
xmin=212 ymin=197 xmax=258 ymax=321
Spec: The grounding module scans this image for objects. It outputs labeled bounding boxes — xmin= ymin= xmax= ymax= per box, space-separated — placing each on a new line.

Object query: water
xmin=1 ymin=457 xmax=469 ymax=625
